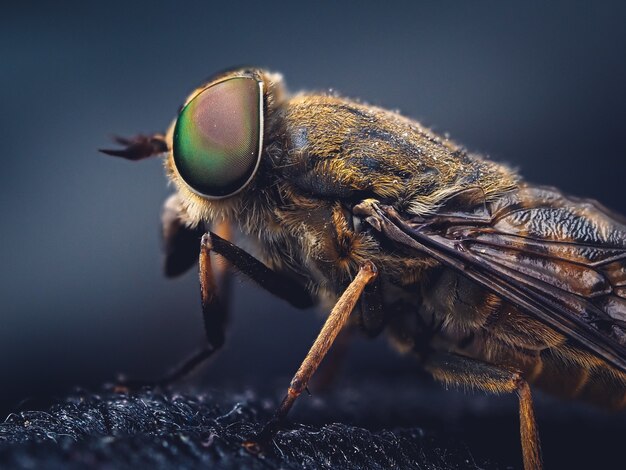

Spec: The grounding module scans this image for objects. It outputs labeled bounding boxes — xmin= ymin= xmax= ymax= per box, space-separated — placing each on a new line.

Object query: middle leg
xmin=244 ymin=261 xmax=378 ymax=451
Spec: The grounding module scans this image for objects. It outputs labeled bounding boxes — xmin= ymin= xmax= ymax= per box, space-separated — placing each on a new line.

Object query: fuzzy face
xmin=165 ymin=68 xmax=519 ymax=296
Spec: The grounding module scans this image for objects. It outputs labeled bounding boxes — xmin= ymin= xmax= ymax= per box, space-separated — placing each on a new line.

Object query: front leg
xmin=425 ymin=353 xmax=542 ymax=470
xmin=209 ymin=232 xmax=315 ymax=309
xmin=119 ymin=229 xmax=229 ymax=387
xmin=122 ymin=229 xmax=315 ymax=388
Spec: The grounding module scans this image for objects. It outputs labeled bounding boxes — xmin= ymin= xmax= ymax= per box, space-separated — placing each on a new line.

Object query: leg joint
xmin=201 ymin=232 xmax=213 ymax=251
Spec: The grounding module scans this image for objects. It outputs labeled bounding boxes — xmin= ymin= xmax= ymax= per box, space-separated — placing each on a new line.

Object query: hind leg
xmin=425 ymin=353 xmax=542 ymax=470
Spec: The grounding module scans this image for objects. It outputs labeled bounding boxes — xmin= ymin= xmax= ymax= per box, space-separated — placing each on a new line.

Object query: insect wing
xmin=358 ymin=186 xmax=626 ymax=373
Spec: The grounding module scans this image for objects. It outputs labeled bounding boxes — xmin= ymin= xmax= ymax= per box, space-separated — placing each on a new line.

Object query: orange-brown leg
xmin=210 ymin=220 xmax=232 ymax=284
xmin=121 ymin=223 xmax=318 ymax=388
xmin=518 ymin=379 xmax=541 ymax=470
xmin=310 ymin=325 xmax=354 ymax=392
xmin=244 ymin=261 xmax=378 ymax=451
xmin=426 ymin=353 xmax=542 ymax=470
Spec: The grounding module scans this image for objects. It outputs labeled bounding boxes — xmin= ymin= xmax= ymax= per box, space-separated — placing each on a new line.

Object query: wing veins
xmin=373 ymin=205 xmax=626 ymax=373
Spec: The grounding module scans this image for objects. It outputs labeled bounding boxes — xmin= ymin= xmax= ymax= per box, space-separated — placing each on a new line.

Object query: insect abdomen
xmin=421 ymin=267 xmax=626 ymax=409
xmin=532 ymin=345 xmax=626 ymax=409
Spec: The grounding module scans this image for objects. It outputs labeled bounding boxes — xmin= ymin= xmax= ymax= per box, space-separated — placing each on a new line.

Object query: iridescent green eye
xmin=173 ymin=77 xmax=263 ymax=198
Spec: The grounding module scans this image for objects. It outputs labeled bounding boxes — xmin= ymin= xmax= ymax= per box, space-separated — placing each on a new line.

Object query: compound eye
xmin=173 ymin=77 xmax=263 ymax=198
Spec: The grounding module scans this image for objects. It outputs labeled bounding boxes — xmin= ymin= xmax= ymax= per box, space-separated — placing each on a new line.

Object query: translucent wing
xmin=356 ymin=186 xmax=626 ymax=372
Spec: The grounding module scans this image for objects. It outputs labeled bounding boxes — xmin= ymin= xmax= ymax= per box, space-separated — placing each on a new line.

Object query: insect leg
xmin=310 ymin=325 xmax=354 ymax=392
xmin=208 ymin=231 xmax=315 ymax=309
xmin=192 ymin=227 xmax=318 ymax=371
xmin=308 ymin=277 xmax=384 ymax=391
xmin=244 ymin=261 xmax=378 ymax=451
xmin=161 ymin=194 xmax=206 ymax=278
xmin=425 ymin=353 xmax=542 ymax=470
xmin=121 ymin=225 xmax=317 ymax=388
xmin=119 ymin=227 xmax=231 ymax=388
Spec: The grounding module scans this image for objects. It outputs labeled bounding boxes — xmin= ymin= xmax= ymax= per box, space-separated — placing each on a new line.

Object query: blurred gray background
xmin=2 ymin=1 xmax=626 ymax=465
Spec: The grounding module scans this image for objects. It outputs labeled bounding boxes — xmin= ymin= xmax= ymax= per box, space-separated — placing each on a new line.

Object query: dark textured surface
xmin=1 ymin=377 xmax=625 ymax=470
xmin=0 ymin=386 xmax=496 ymax=470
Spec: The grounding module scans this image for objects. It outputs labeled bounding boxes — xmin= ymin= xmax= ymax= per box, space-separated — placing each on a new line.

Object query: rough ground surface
xmin=0 ymin=378 xmax=624 ymax=469
xmin=0 ymin=385 xmax=495 ymax=470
